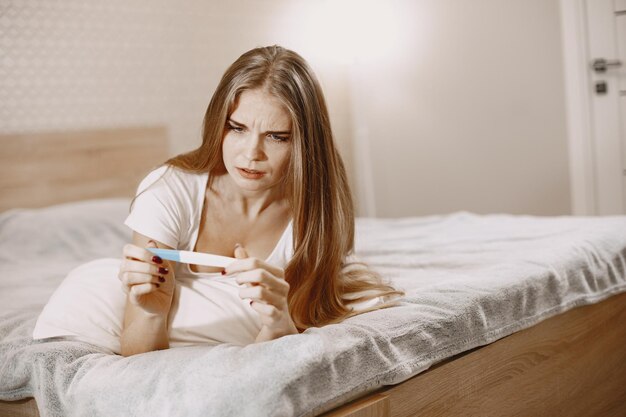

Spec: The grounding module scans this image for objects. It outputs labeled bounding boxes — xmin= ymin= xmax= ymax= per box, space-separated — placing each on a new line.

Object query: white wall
xmin=0 ymin=0 xmax=570 ymax=217
xmin=347 ymin=0 xmax=571 ymax=217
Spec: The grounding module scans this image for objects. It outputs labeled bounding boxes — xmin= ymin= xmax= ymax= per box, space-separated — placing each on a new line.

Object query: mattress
xmin=1 ymin=199 xmax=625 ymax=417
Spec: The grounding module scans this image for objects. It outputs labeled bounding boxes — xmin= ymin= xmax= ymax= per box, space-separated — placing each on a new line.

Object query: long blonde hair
xmin=162 ymin=45 xmax=403 ymax=329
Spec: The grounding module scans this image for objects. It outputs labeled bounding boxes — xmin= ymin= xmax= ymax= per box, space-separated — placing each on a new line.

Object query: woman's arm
xmin=119 ymin=232 xmax=176 ymax=356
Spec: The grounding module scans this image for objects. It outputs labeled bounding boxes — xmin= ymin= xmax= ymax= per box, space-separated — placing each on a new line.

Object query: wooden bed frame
xmin=0 ymin=127 xmax=169 ymax=212
xmin=325 ymin=291 xmax=626 ymax=417
xmin=1 ymin=127 xmax=625 ymax=417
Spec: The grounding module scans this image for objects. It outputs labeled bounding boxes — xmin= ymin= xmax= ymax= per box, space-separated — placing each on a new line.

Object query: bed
xmin=1 ymin=127 xmax=625 ymax=417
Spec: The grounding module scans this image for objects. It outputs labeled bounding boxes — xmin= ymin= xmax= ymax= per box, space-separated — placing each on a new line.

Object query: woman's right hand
xmin=118 ymin=240 xmax=175 ymax=316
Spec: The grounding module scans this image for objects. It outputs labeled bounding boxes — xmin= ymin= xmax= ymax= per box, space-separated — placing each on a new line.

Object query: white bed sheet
xmin=1 ymin=199 xmax=625 ymax=416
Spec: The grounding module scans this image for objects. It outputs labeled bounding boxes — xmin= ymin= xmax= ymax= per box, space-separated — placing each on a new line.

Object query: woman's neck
xmin=210 ymin=174 xmax=288 ymax=220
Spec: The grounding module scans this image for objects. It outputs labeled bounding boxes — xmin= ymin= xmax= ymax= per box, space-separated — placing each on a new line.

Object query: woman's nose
xmin=244 ymin=136 xmax=266 ymax=161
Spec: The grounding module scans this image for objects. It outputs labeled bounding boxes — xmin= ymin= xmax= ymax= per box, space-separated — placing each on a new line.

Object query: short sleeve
xmin=124 ymin=166 xmax=182 ymax=248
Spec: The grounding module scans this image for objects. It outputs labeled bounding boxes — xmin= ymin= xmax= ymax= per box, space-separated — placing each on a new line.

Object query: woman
xmin=119 ymin=45 xmax=403 ymax=356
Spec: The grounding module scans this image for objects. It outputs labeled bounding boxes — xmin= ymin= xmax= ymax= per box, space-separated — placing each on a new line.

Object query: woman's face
xmin=222 ymin=89 xmax=292 ymax=194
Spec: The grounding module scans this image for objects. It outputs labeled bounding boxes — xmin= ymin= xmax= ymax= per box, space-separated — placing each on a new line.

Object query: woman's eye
xmin=227 ymin=123 xmax=244 ymax=133
xmin=269 ymin=134 xmax=289 ymax=142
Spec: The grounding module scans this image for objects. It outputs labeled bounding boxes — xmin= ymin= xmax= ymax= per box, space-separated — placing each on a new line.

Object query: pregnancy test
xmin=147 ymin=248 xmax=235 ymax=268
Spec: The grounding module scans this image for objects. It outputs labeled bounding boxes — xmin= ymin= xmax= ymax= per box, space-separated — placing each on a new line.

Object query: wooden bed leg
xmin=323 ymin=392 xmax=390 ymax=417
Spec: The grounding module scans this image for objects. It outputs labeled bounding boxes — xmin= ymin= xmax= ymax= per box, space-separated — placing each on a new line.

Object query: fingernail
xmin=158 ymin=267 xmax=169 ymax=275
xmin=249 ymin=300 xmax=253 ymax=305
xmin=152 ymin=256 xmax=163 ymax=264
xmin=221 ymin=270 xmax=226 ymax=275
xmin=155 ymin=283 xmax=160 ymax=288
xmin=158 ymin=276 xmax=165 ymax=283
xmin=234 ymin=243 xmax=241 ymax=248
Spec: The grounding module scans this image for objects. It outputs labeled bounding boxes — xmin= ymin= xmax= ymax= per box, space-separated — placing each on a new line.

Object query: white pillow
xmin=0 ymin=198 xmax=131 ymax=264
xmin=33 ymin=258 xmax=127 ymax=354
xmin=33 ymin=260 xmax=262 ymax=353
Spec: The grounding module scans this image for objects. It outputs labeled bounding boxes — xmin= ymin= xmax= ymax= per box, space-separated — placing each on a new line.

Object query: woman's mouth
xmin=237 ymin=167 xmax=266 ymax=179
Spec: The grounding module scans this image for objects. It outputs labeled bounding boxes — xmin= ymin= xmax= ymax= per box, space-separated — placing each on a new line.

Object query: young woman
xmin=118 ymin=45 xmax=403 ymax=356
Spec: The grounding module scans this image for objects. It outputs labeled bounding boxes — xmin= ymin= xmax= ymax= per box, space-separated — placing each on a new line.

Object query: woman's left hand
xmin=225 ymin=244 xmax=299 ymax=342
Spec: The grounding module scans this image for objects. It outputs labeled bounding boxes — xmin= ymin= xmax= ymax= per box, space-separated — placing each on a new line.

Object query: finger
xmin=249 ymin=301 xmax=282 ymax=322
xmin=145 ymin=240 xmax=168 ymax=265
xmin=225 ymin=257 xmax=284 ymax=278
xmin=239 ymin=285 xmax=284 ymax=307
xmin=235 ymin=270 xmax=289 ymax=296
xmin=234 ymin=243 xmax=248 ymax=259
xmin=120 ymin=271 xmax=166 ymax=287
xmin=119 ymin=258 xmax=170 ymax=280
xmin=129 ymin=283 xmax=159 ymax=304
xmin=122 ymin=242 xmax=164 ymax=265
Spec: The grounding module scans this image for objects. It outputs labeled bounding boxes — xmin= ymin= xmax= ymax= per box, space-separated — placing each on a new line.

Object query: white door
xmin=561 ymin=0 xmax=625 ymax=215
xmin=586 ymin=0 xmax=626 ymax=214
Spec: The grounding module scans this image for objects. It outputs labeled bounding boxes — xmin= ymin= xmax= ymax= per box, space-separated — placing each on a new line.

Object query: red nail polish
xmin=158 ymin=267 xmax=169 ymax=275
xmin=249 ymin=300 xmax=253 ymax=305
xmin=155 ymin=283 xmax=160 ymax=288
xmin=158 ymin=276 xmax=165 ymax=283
xmin=152 ymin=256 xmax=163 ymax=264
xmin=221 ymin=270 xmax=226 ymax=275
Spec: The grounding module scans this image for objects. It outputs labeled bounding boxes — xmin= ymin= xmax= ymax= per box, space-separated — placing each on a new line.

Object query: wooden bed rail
xmin=323 ymin=291 xmax=626 ymax=417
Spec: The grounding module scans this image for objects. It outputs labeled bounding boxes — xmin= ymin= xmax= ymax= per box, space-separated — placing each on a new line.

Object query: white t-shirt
xmin=124 ymin=165 xmax=294 ymax=347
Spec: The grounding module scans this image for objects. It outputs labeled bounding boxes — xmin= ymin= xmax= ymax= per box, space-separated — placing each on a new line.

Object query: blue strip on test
xmin=147 ymin=248 xmax=181 ymax=262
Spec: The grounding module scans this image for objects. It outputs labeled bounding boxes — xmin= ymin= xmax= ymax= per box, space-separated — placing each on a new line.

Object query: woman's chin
xmin=223 ymin=168 xmax=282 ymax=195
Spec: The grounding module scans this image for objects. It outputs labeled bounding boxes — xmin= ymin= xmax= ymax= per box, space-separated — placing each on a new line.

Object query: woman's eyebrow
xmin=228 ymin=118 xmax=291 ymax=135
xmin=266 ymin=129 xmax=291 ymax=135
xmin=227 ymin=118 xmax=246 ymax=127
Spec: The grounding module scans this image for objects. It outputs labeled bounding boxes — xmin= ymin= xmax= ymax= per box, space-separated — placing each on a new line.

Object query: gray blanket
xmin=1 ymin=199 xmax=625 ymax=416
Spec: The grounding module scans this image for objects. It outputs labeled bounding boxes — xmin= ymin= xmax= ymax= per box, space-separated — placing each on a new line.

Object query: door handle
xmin=591 ymin=58 xmax=623 ymax=73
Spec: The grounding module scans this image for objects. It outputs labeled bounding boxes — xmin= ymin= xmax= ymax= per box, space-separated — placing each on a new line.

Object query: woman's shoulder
xmin=136 ymin=165 xmax=168 ymax=192
xmin=137 ymin=165 xmax=208 ymax=195
xmin=127 ymin=165 xmax=208 ymax=247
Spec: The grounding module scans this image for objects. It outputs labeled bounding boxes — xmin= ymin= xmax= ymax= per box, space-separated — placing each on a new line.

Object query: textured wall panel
xmin=0 ymin=0 xmax=287 ymax=155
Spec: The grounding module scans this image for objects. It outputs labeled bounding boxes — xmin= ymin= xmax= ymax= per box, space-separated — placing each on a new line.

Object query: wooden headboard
xmin=0 ymin=126 xmax=170 ymax=212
